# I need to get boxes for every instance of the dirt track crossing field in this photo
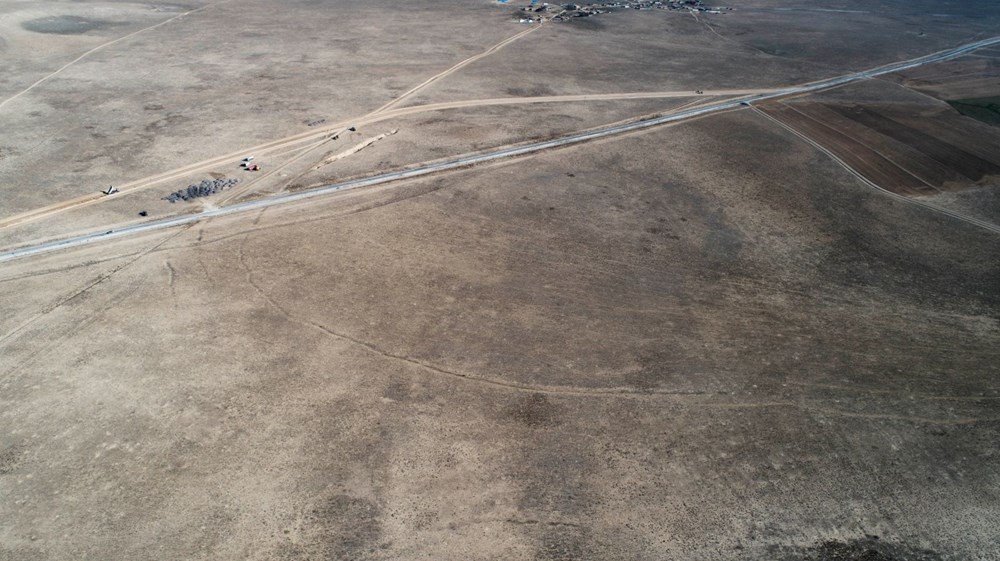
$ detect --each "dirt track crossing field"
[4,2,1000,560]
[4,108,1000,560]
[0,89,769,233]
[758,78,1000,199]
[756,102,935,196]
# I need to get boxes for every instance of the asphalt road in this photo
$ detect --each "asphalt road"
[0,89,768,230]
[2,35,999,265]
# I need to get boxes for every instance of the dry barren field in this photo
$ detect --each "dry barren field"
[890,49,1000,100]
[2,1,1000,560]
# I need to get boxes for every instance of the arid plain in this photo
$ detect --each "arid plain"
[2,1,1000,560]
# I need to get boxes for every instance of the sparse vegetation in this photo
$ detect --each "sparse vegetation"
[1,1,999,559]
[949,95,1000,126]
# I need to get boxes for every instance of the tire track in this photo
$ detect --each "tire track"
[0,90,767,230]
[750,105,1000,234]
[4,36,1000,261]
[0,2,229,112]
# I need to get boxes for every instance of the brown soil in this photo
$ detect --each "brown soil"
[756,102,932,195]
[832,105,1000,179]
[759,96,1000,196]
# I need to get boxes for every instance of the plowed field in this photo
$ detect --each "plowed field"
[758,100,1000,196]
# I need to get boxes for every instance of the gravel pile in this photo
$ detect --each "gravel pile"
[164,178,238,203]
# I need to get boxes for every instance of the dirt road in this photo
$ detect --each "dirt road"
[3,33,998,236]
[0,90,748,230]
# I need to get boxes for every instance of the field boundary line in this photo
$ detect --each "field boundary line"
[776,102,942,193]
[4,35,1000,261]
[750,105,1000,235]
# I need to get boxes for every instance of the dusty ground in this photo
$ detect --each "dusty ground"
[0,97,699,249]
[4,110,1000,560]
[2,1,1000,560]
[403,0,1000,105]
[279,98,700,195]
[0,0,516,217]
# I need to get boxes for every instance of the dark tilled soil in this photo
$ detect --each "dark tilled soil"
[831,105,1000,182]
[757,103,932,195]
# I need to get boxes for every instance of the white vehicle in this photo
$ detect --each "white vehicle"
[242,156,255,162]
[102,185,119,195]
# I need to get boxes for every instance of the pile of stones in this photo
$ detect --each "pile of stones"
[163,177,239,203]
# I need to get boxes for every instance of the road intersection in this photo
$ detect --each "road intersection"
[3,35,999,264]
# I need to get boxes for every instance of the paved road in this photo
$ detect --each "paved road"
[3,35,999,264]
[0,90,761,230]
[0,23,547,230]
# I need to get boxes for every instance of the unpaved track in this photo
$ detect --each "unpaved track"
[0,91,741,229]
[0,2,230,112]
[213,136,339,205]
[6,78,1000,264]
[3,35,999,240]
[372,23,545,114]
[750,105,1000,234]
[767,102,941,194]
[0,21,547,227]
[220,22,545,203]
[216,91,754,203]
